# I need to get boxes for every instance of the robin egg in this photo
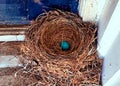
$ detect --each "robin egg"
[60,41,70,51]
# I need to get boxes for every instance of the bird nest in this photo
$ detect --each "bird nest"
[18,10,102,86]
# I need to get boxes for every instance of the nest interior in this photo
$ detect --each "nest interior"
[18,10,102,86]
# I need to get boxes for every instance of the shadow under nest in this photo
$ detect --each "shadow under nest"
[16,10,102,86]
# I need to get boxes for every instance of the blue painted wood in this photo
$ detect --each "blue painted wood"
[0,0,29,24]
[28,0,78,20]
[0,0,78,25]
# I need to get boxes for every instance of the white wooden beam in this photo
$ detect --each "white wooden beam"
[79,0,120,85]
[97,0,120,85]
[0,55,22,68]
[79,0,98,22]
[98,0,119,57]
[0,35,25,41]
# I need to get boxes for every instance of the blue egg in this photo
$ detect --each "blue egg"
[60,41,70,51]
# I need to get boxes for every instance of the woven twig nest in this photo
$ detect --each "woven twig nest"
[18,10,102,86]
